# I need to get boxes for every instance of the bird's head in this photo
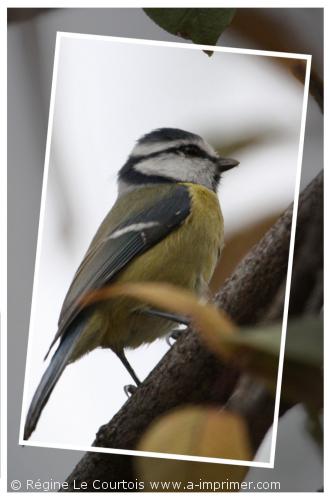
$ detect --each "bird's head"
[118,128,239,193]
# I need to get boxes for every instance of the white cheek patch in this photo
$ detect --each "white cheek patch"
[108,222,159,240]
[135,155,190,180]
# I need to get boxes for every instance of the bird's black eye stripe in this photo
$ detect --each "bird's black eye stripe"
[169,144,213,160]
[180,144,205,157]
[130,144,215,164]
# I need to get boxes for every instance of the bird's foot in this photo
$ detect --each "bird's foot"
[124,384,137,397]
[166,326,188,347]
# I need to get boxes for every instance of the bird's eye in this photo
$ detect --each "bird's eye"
[182,145,199,155]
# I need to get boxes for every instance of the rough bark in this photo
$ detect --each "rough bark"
[63,172,323,491]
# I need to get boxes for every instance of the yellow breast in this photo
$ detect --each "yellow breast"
[117,183,223,288]
[74,183,225,355]
[105,183,223,347]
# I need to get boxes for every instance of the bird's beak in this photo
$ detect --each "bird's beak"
[217,157,240,172]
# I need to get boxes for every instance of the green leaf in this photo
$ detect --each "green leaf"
[144,8,236,47]
[305,407,323,452]
[283,316,323,366]
[224,317,323,409]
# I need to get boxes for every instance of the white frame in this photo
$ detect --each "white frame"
[18,31,311,470]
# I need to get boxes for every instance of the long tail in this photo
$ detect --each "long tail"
[23,319,85,440]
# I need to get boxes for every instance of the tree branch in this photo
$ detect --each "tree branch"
[63,172,323,491]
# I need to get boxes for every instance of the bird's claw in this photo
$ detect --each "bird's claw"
[166,327,188,347]
[124,384,137,397]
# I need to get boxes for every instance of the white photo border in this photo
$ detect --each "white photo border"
[18,31,312,469]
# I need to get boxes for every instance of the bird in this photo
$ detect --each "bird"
[23,127,239,440]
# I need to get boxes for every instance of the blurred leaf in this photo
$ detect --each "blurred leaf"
[144,8,236,48]
[281,316,323,366]
[82,283,323,408]
[136,406,250,487]
[135,455,247,492]
[305,407,323,453]
[81,282,238,360]
[202,316,323,409]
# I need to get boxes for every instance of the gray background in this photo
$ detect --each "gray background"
[8,8,323,491]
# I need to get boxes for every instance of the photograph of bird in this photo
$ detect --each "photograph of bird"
[23,127,238,440]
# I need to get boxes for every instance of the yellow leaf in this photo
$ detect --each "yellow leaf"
[81,282,238,359]
[81,283,282,393]
[135,406,251,489]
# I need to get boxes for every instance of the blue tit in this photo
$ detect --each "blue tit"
[23,127,238,439]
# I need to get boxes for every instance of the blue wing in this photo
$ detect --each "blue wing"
[55,183,191,346]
